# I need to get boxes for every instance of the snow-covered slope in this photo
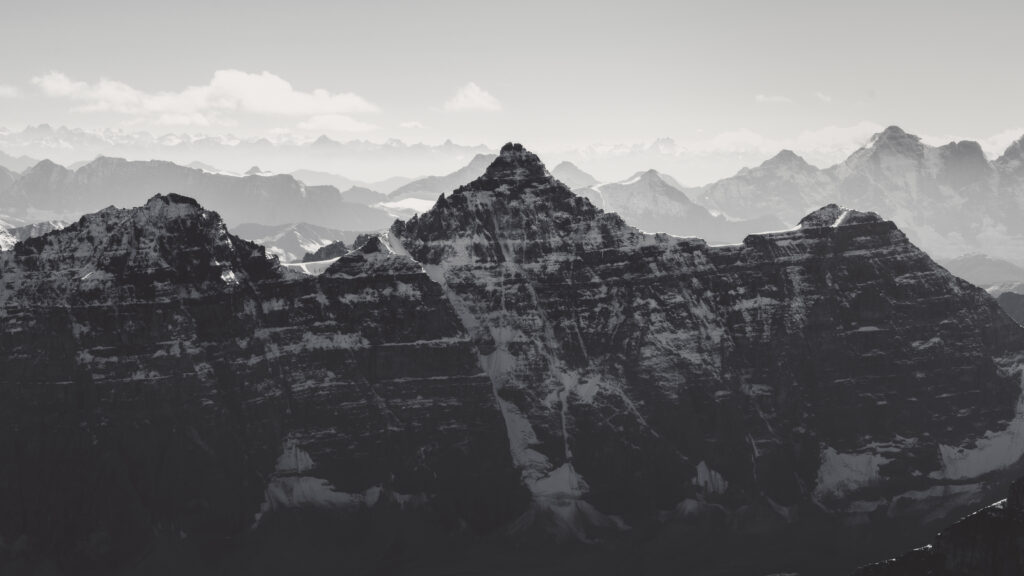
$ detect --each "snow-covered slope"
[0,218,66,251]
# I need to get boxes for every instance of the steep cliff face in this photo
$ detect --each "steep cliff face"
[395,143,1024,570]
[0,194,524,575]
[3,146,1024,575]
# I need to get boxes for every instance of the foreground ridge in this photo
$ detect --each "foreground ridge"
[2,147,1024,574]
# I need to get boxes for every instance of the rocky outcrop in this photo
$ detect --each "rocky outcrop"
[3,145,1024,575]
[0,194,525,575]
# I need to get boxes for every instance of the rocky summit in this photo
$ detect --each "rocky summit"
[2,144,1024,575]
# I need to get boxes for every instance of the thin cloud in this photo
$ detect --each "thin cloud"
[32,70,379,124]
[815,92,832,103]
[400,120,425,129]
[444,82,501,111]
[754,94,793,104]
[298,114,377,133]
[0,85,19,98]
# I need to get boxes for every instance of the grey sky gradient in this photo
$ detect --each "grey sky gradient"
[1,0,1022,181]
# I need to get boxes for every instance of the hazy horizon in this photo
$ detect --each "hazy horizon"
[2,0,1022,182]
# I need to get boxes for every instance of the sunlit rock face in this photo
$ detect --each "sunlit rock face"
[3,145,1024,575]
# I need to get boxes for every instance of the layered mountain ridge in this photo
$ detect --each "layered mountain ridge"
[0,156,395,231]
[574,168,786,243]
[699,126,1024,264]
[3,144,1024,575]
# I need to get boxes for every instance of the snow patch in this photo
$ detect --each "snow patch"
[814,447,891,500]
[930,359,1024,480]
[693,461,728,494]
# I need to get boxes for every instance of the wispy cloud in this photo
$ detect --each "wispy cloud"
[0,85,18,98]
[754,93,792,104]
[815,91,832,103]
[400,120,426,129]
[444,82,501,111]
[297,114,377,133]
[32,70,378,126]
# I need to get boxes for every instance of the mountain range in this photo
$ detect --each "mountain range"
[0,156,396,231]
[228,222,360,262]
[3,144,1024,575]
[0,218,66,251]
[697,126,1024,265]
[574,169,785,243]
[0,124,493,182]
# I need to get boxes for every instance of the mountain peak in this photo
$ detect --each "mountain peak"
[5,194,279,304]
[869,125,921,148]
[476,142,550,185]
[551,161,599,189]
[798,204,884,228]
[143,192,204,213]
[765,149,808,167]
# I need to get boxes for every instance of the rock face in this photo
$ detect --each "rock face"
[301,233,376,263]
[3,145,1024,575]
[0,156,396,230]
[853,477,1024,575]
[0,193,525,574]
[575,169,786,243]
[394,144,1024,571]
[698,128,1024,265]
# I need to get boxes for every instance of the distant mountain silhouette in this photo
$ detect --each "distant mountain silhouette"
[696,127,1024,264]
[1,157,396,231]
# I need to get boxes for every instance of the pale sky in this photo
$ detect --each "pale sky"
[1,0,1022,179]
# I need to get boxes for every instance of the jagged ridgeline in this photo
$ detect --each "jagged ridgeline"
[2,144,1024,575]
